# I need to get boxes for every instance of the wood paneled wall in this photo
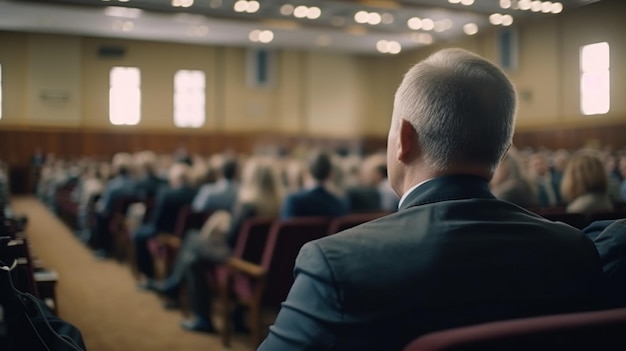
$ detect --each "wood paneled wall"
[2,122,626,168]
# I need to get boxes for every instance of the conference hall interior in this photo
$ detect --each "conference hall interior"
[0,0,625,350]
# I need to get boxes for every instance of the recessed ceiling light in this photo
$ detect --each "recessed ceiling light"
[489,13,503,25]
[551,2,563,13]
[280,4,294,16]
[421,18,434,31]
[463,23,478,35]
[500,0,512,9]
[501,14,513,26]
[381,13,394,24]
[104,6,143,18]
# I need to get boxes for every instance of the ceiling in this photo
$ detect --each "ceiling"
[0,0,601,55]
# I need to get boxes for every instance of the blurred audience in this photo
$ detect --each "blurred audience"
[529,152,560,207]
[134,162,196,285]
[280,151,348,219]
[561,151,613,215]
[191,157,239,213]
[490,147,537,208]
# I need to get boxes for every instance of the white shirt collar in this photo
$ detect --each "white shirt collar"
[398,178,434,210]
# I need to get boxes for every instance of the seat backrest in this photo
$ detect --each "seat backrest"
[261,217,331,306]
[328,211,391,234]
[403,307,626,351]
[588,210,626,223]
[542,212,588,229]
[232,217,275,264]
[173,206,212,238]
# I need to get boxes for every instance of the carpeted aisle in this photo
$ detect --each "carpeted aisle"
[11,196,250,351]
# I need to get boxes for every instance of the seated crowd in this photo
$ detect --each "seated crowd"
[35,146,399,334]
[31,49,626,351]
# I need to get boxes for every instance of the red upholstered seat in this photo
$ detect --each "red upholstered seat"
[222,216,332,347]
[403,307,626,351]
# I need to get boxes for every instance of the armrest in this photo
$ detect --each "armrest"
[227,257,266,279]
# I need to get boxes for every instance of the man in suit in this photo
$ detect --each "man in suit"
[133,162,196,285]
[258,48,608,351]
[191,157,239,213]
[280,151,349,219]
[91,153,135,256]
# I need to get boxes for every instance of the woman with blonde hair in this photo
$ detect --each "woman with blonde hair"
[561,151,613,215]
[151,156,284,332]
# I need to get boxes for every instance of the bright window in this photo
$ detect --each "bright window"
[109,66,141,125]
[580,42,610,115]
[173,70,206,128]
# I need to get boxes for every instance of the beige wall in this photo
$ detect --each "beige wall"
[0,0,624,138]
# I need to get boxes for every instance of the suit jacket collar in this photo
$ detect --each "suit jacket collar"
[399,174,495,211]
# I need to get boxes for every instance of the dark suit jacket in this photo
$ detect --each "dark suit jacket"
[590,219,626,306]
[147,185,196,234]
[281,186,349,219]
[259,175,608,351]
[133,173,167,200]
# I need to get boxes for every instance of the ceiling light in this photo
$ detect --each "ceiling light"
[551,2,563,13]
[246,1,259,13]
[354,10,368,24]
[249,29,260,42]
[489,13,503,25]
[104,6,143,18]
[519,0,531,10]
[172,0,194,7]
[463,23,478,35]
[541,1,552,13]
[501,14,513,26]
[234,0,247,12]
[421,18,434,31]
[376,40,389,53]
[258,30,273,43]
[530,1,542,12]
[499,0,511,9]
[460,0,474,5]
[388,41,401,54]
[407,17,422,30]
[280,4,294,16]
[367,12,382,25]
[234,0,259,13]
[448,0,461,3]
[307,7,321,20]
[294,5,308,18]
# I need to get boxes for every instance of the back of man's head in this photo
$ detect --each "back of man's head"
[393,48,517,173]
[221,158,238,181]
[308,151,333,182]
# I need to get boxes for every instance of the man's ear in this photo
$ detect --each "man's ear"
[396,119,419,163]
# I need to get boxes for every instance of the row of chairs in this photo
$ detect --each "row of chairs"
[403,306,626,350]
[214,211,391,347]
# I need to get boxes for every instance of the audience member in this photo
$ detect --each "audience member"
[74,164,105,242]
[191,157,239,213]
[152,157,284,332]
[91,153,135,256]
[133,151,166,200]
[529,152,560,207]
[550,148,569,202]
[489,147,536,208]
[258,48,608,351]
[134,163,196,286]
[280,151,349,219]
[584,219,626,306]
[561,151,613,215]
[346,154,399,212]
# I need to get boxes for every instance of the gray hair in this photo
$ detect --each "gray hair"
[393,48,517,172]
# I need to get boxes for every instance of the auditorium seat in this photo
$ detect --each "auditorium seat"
[215,216,275,347]
[224,216,331,347]
[403,307,626,351]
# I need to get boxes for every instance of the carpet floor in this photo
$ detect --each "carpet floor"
[11,196,251,351]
